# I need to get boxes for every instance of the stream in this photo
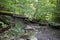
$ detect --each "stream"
[36,26,60,40]
[1,20,60,40]
[24,24,60,40]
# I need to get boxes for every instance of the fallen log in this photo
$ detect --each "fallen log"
[0,11,28,19]
[0,11,49,33]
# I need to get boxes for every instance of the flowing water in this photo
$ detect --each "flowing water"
[0,20,60,40]
[24,24,60,40]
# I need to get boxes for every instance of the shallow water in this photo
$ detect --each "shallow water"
[24,24,60,40]
[36,26,60,40]
[1,24,60,40]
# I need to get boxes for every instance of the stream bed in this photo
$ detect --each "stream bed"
[1,23,60,40]
[24,24,60,40]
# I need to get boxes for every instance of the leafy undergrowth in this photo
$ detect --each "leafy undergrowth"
[0,15,13,28]
[0,19,25,38]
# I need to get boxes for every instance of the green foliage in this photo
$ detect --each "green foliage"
[48,0,60,24]
[0,0,60,38]
[0,0,56,20]
[0,20,25,38]
[0,15,14,28]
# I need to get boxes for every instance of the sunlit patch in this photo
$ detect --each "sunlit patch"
[35,0,38,2]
